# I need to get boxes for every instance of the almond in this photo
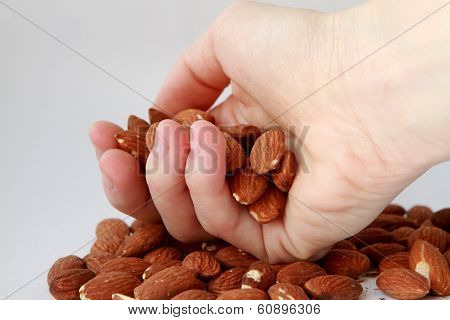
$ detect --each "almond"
[248,184,287,224]
[143,247,182,265]
[392,226,415,246]
[304,275,362,300]
[215,246,257,268]
[271,263,289,275]
[420,219,434,227]
[95,218,129,240]
[409,240,449,296]
[268,283,309,300]
[321,249,370,279]
[115,130,148,168]
[241,261,276,291]
[368,214,416,231]
[128,115,150,132]
[112,293,136,300]
[407,226,447,252]
[115,224,165,257]
[47,255,85,285]
[272,151,296,192]
[217,288,268,300]
[207,268,247,295]
[173,108,215,127]
[407,205,433,224]
[90,234,124,256]
[229,164,268,205]
[250,129,285,174]
[276,261,327,286]
[431,208,450,232]
[360,243,406,264]
[80,272,141,300]
[130,220,154,233]
[148,108,170,124]
[348,227,393,248]
[142,260,182,280]
[84,253,115,273]
[182,251,221,279]
[171,290,216,300]
[381,204,406,216]
[145,122,159,151]
[98,257,150,277]
[444,251,450,264]
[378,252,410,273]
[49,269,95,300]
[332,240,357,251]
[376,268,430,300]
[167,237,227,254]
[224,132,246,173]
[134,266,204,300]
[220,125,261,153]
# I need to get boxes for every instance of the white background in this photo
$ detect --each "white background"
[0,0,449,299]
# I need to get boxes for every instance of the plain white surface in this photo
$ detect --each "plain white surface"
[0,0,448,299]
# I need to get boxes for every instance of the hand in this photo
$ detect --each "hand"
[90,1,450,262]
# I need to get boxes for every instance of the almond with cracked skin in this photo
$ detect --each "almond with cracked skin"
[49,269,95,300]
[224,132,246,173]
[381,204,406,216]
[173,108,215,127]
[143,247,182,265]
[116,224,165,257]
[377,268,430,300]
[217,288,269,300]
[95,218,130,240]
[215,246,257,268]
[392,227,415,246]
[145,122,159,151]
[277,261,327,286]
[250,129,285,174]
[98,257,150,277]
[368,214,416,231]
[171,290,217,300]
[348,227,393,248]
[360,243,406,264]
[134,266,204,300]
[407,226,447,252]
[182,251,221,279]
[229,164,268,205]
[148,108,170,124]
[378,252,410,273]
[207,268,247,295]
[112,293,136,300]
[332,240,357,251]
[248,185,287,224]
[84,253,115,274]
[407,205,433,225]
[321,249,370,279]
[115,130,148,168]
[409,240,449,296]
[142,261,182,280]
[80,272,141,300]
[128,115,150,132]
[220,125,260,153]
[431,208,450,232]
[304,275,362,300]
[90,234,124,256]
[241,261,276,291]
[47,255,86,285]
[268,283,309,300]
[272,151,296,192]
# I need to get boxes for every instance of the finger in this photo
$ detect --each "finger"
[99,149,160,223]
[89,121,122,159]
[154,30,230,116]
[146,120,211,242]
[185,120,267,259]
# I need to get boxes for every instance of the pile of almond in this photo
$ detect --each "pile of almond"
[117,108,296,224]
[48,205,450,300]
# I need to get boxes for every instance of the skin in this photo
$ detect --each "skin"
[89,0,450,262]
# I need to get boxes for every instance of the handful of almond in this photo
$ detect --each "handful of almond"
[48,205,450,300]
[118,108,297,224]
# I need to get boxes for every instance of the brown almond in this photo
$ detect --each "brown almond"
[407,205,433,224]
[207,268,247,295]
[368,214,416,231]
[134,266,204,300]
[220,125,261,153]
[130,220,154,233]
[84,253,115,274]
[268,283,309,300]
[90,234,124,256]
[304,275,362,300]
[112,293,136,300]
[376,268,430,300]
[250,129,285,174]
[381,204,405,216]
[148,108,170,124]
[143,247,182,265]
[272,151,296,192]
[348,227,393,248]
[332,240,357,251]
[321,249,370,279]
[276,261,327,286]
[171,290,216,300]
[80,272,141,300]
[392,227,415,246]
[360,243,406,264]
[217,288,268,300]
[98,257,150,277]
[115,224,165,257]
[142,260,182,280]
[431,208,450,232]
[215,246,257,268]
[95,218,129,240]
[49,269,95,300]
[229,165,268,205]
[248,184,287,224]
[145,121,159,151]
[128,115,150,132]
[241,261,276,291]
[182,251,221,279]
[409,240,449,296]
[444,251,450,264]
[224,132,246,173]
[115,130,148,168]
[378,252,410,273]
[173,108,215,127]
[421,219,434,227]
[47,255,85,285]
[407,226,447,252]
